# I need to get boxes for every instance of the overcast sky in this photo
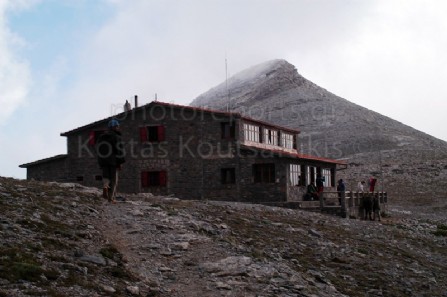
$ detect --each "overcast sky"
[1,0,446,179]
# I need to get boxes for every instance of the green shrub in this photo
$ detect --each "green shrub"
[43,268,60,281]
[9,262,43,282]
[357,248,369,255]
[100,245,120,260]
[109,266,132,279]
[432,229,447,237]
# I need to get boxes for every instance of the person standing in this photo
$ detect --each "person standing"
[363,194,373,220]
[357,180,370,219]
[369,176,377,192]
[337,179,345,205]
[96,119,125,203]
[373,196,381,221]
[357,180,365,192]
[316,175,325,195]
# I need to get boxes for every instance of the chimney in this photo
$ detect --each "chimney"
[134,95,138,108]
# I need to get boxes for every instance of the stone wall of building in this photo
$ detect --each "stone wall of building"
[66,132,103,187]
[26,157,69,182]
[27,103,340,203]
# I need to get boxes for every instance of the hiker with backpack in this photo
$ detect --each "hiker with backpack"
[96,119,126,203]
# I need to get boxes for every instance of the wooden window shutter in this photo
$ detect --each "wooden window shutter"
[221,123,227,139]
[139,127,148,142]
[141,171,149,187]
[159,171,167,186]
[89,131,95,146]
[157,125,165,141]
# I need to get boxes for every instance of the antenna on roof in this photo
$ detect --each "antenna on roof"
[225,53,230,112]
[155,93,158,102]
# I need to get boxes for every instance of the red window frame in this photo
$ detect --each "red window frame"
[140,125,165,142]
[89,130,106,146]
[141,171,167,187]
[253,163,275,183]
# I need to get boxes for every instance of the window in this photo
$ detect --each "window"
[88,130,106,146]
[263,128,278,146]
[243,123,260,142]
[322,169,332,187]
[140,125,165,142]
[289,164,302,186]
[141,171,167,187]
[76,176,84,182]
[281,132,294,149]
[221,168,236,184]
[253,163,275,183]
[306,166,317,186]
[221,122,236,140]
[95,175,103,181]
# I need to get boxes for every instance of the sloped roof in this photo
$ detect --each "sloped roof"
[239,145,346,165]
[60,101,300,136]
[19,154,68,168]
[154,101,301,134]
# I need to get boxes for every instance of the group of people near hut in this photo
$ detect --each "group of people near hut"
[338,177,381,221]
[356,176,377,193]
[355,177,381,221]
[304,177,381,221]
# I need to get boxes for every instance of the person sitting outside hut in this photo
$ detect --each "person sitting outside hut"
[306,183,319,201]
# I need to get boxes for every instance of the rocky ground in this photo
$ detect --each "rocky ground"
[1,176,446,296]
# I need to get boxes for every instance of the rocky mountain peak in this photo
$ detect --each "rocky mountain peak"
[191,59,308,109]
[191,59,447,156]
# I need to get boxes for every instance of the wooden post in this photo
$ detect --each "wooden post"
[349,191,354,218]
[383,192,388,214]
[319,191,324,210]
[358,192,363,219]
[340,191,347,218]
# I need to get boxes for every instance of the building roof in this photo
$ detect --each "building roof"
[155,101,301,134]
[60,101,300,136]
[239,145,346,165]
[19,154,68,168]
